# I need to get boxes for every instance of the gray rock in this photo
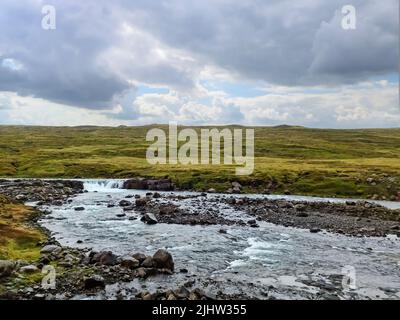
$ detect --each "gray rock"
[141,256,155,268]
[153,249,174,271]
[132,253,147,263]
[40,245,62,254]
[141,213,158,225]
[0,260,16,277]
[19,265,38,273]
[120,256,140,269]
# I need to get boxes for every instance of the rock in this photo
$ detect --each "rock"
[19,265,38,273]
[141,213,158,225]
[74,207,85,211]
[84,275,105,290]
[123,178,148,190]
[247,220,259,228]
[310,228,321,233]
[119,200,131,207]
[142,293,153,300]
[167,293,177,300]
[346,201,356,206]
[116,213,126,217]
[231,181,242,189]
[141,257,155,268]
[153,249,174,271]
[0,260,16,277]
[132,253,147,263]
[296,212,309,218]
[120,257,140,269]
[219,229,227,234]
[207,188,217,193]
[135,198,149,207]
[135,267,147,278]
[153,192,161,199]
[92,251,118,266]
[40,245,62,254]
[174,286,190,299]
[123,178,173,191]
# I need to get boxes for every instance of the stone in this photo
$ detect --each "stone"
[84,275,105,289]
[119,200,131,207]
[141,213,158,225]
[19,265,38,273]
[310,228,321,233]
[132,253,147,263]
[153,249,174,271]
[141,257,155,268]
[74,207,85,211]
[174,286,190,299]
[0,260,16,278]
[40,245,62,254]
[135,198,148,207]
[120,257,140,269]
[231,181,242,189]
[92,251,118,266]
[247,220,259,228]
[207,188,217,193]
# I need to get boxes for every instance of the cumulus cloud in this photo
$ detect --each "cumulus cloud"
[0,0,398,127]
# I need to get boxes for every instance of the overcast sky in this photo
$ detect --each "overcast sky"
[0,0,399,128]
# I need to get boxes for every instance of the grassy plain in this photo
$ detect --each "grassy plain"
[0,125,399,199]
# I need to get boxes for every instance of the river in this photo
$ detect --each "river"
[37,179,400,300]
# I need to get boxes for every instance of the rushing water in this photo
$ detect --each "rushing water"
[38,179,400,300]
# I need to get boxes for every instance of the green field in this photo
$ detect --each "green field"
[0,125,399,200]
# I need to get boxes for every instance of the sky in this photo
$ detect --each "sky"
[0,0,399,128]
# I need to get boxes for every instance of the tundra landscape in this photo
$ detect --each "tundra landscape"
[0,0,399,306]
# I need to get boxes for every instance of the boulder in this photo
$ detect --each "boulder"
[120,256,140,269]
[153,249,174,271]
[132,253,147,263]
[135,198,148,207]
[0,260,16,278]
[91,251,118,266]
[141,213,158,225]
[74,207,85,211]
[40,245,62,254]
[19,265,38,273]
[123,179,148,190]
[84,275,105,289]
[141,257,155,268]
[119,200,131,207]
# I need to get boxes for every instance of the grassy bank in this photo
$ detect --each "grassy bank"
[0,194,44,261]
[0,125,399,199]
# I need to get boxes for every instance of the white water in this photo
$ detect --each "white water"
[79,179,400,210]
[82,179,125,192]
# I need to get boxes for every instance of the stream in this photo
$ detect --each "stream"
[38,179,400,300]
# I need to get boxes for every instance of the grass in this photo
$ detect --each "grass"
[0,194,45,261]
[0,125,399,199]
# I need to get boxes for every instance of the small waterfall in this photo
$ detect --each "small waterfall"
[82,179,125,192]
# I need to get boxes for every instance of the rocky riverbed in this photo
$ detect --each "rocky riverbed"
[1,179,400,300]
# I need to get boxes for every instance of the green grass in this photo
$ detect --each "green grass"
[0,195,45,261]
[0,125,400,199]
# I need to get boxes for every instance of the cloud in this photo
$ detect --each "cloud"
[0,0,398,127]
